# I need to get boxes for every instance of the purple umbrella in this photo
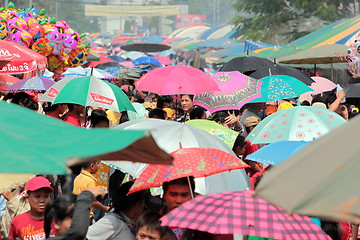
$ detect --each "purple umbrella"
[4,76,55,92]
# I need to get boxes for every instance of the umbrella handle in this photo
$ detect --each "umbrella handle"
[187,176,194,199]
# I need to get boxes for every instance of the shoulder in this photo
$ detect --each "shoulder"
[11,211,30,222]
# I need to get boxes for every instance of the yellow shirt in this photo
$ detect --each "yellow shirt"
[73,170,97,195]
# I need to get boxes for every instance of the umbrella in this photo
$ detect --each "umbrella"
[246,141,309,166]
[95,62,121,69]
[0,173,35,193]
[39,76,135,113]
[255,114,360,224]
[135,65,220,95]
[121,42,171,52]
[309,76,337,94]
[124,51,147,60]
[249,65,314,85]
[132,56,162,67]
[153,56,173,65]
[112,119,250,195]
[129,148,249,194]
[220,56,274,74]
[0,74,20,91]
[0,101,172,174]
[120,61,135,68]
[193,71,262,113]
[160,190,331,240]
[247,106,347,144]
[107,55,126,63]
[344,83,360,98]
[0,40,48,74]
[185,119,239,148]
[4,76,55,92]
[249,75,313,103]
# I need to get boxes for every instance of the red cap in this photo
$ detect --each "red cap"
[26,176,54,192]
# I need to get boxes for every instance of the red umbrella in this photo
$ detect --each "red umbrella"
[160,190,331,240]
[0,40,47,74]
[135,65,220,95]
[0,75,20,91]
[129,148,249,194]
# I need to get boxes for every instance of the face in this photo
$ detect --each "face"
[54,217,72,236]
[89,160,100,174]
[163,184,192,212]
[181,95,194,112]
[27,188,51,214]
[136,226,161,240]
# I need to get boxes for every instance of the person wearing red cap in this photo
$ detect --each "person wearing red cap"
[8,176,54,240]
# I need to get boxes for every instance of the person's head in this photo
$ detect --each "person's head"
[67,103,85,115]
[112,181,148,219]
[189,107,207,120]
[162,177,195,212]
[325,92,337,107]
[43,103,67,115]
[26,176,54,217]
[244,116,260,134]
[301,100,311,106]
[265,105,277,117]
[82,159,101,174]
[149,108,167,120]
[163,108,175,120]
[156,95,173,109]
[90,109,109,128]
[180,94,194,112]
[136,211,166,240]
[232,135,247,156]
[11,92,30,105]
[44,194,76,237]
[250,102,266,112]
[211,111,231,128]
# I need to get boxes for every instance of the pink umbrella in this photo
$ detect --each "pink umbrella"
[135,65,220,95]
[154,56,173,65]
[309,77,337,94]
[119,61,135,68]
[193,71,262,113]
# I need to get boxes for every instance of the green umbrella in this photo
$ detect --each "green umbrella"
[39,76,136,113]
[246,106,346,144]
[186,119,239,148]
[250,75,313,103]
[0,101,172,174]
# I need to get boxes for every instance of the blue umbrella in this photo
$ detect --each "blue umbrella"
[107,55,126,63]
[246,141,309,165]
[132,56,162,67]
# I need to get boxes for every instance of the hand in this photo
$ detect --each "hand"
[225,112,239,125]
[85,187,105,199]
[336,90,346,100]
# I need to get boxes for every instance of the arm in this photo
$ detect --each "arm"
[351,224,359,240]
[243,160,262,172]
[328,90,345,112]
[92,200,110,212]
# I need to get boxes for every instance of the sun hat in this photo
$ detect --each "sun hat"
[26,176,54,192]
[277,102,294,111]
[244,116,260,127]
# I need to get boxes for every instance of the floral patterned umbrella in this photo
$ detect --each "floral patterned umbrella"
[193,71,262,113]
[129,148,249,194]
[4,76,55,92]
[247,106,347,144]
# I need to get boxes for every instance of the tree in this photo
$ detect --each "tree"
[231,0,354,45]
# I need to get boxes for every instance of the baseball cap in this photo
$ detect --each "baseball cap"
[311,102,327,109]
[277,102,294,111]
[244,116,260,127]
[26,176,54,192]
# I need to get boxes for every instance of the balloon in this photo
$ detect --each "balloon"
[0,18,9,40]
[31,38,54,56]
[68,45,89,68]
[8,25,33,47]
[36,9,48,24]
[28,22,44,41]
[47,54,65,72]
[7,12,28,30]
[43,23,64,56]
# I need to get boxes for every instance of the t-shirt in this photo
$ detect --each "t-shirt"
[64,112,81,127]
[73,170,97,218]
[243,140,262,177]
[9,212,46,240]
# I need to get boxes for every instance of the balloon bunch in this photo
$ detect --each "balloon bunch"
[348,33,360,77]
[0,2,90,73]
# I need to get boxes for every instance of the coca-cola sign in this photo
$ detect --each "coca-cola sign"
[47,88,59,98]
[0,49,21,60]
[90,93,114,105]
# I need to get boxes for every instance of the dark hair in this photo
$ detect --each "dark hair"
[22,99,38,111]
[311,94,326,105]
[90,109,109,127]
[232,135,246,152]
[301,100,311,106]
[240,104,250,115]
[149,108,166,119]
[43,103,62,113]
[320,221,341,240]
[81,158,99,169]
[182,230,215,240]
[325,92,337,106]
[67,103,75,111]
[112,181,147,213]
[136,211,166,237]
[189,107,206,120]
[156,95,173,109]
[44,194,77,238]
[11,92,30,105]
[162,176,195,195]
[180,94,194,101]
[210,111,229,124]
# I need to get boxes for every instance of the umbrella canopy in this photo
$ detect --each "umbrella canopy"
[255,114,360,224]
[4,76,55,92]
[247,141,309,166]
[129,148,249,194]
[0,101,172,174]
[221,56,274,74]
[344,83,360,98]
[132,56,162,67]
[94,62,121,69]
[309,76,337,94]
[113,119,250,195]
[135,65,220,95]
[249,75,313,103]
[153,56,174,65]
[0,40,47,74]
[121,42,171,52]
[0,74,20,91]
[107,55,126,63]
[160,190,330,239]
[193,71,262,113]
[185,119,239,148]
[278,44,348,64]
[247,106,347,144]
[250,65,314,85]
[39,76,135,113]
[0,173,35,193]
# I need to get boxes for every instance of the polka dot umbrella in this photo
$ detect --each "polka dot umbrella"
[246,106,347,144]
